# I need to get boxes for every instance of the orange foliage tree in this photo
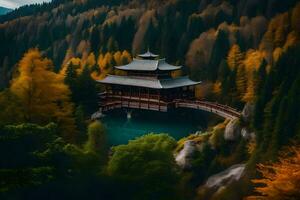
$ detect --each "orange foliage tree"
[246,145,300,200]
[11,48,77,141]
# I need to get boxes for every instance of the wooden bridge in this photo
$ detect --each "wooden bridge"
[174,99,241,120]
[96,93,241,120]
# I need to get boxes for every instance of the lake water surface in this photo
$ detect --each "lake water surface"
[102,108,211,146]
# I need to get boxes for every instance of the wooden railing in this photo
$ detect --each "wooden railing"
[174,99,241,119]
[99,93,241,119]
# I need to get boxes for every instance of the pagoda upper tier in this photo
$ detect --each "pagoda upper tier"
[115,58,182,71]
[138,49,159,59]
[115,50,182,71]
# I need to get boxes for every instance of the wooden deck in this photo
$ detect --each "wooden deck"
[98,93,241,120]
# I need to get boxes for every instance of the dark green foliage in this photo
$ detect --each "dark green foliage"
[76,66,98,114]
[0,90,24,126]
[190,143,215,184]
[221,67,239,106]
[64,62,78,101]
[0,123,107,199]
[90,27,100,54]
[75,105,87,143]
[107,133,182,200]
[64,64,98,115]
[115,17,136,51]
[84,121,107,158]
[252,44,300,161]
[208,30,230,81]
[0,56,9,90]
[107,36,119,52]
[143,18,160,52]
[0,123,57,193]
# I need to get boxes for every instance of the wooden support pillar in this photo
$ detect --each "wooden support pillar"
[158,90,160,111]
[139,87,141,108]
[147,88,150,109]
[128,86,131,107]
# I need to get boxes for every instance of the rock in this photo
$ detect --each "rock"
[241,128,256,140]
[197,164,246,199]
[242,103,255,122]
[175,140,198,169]
[224,119,241,141]
[241,128,250,139]
[205,164,245,188]
[91,110,104,120]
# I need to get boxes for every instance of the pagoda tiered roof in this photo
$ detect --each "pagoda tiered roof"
[98,50,201,89]
[115,58,182,71]
[97,75,201,89]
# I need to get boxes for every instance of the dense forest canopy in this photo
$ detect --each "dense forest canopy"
[0,0,299,85]
[0,0,300,199]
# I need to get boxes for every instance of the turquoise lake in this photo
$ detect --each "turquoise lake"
[102,108,212,146]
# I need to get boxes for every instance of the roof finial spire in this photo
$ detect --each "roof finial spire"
[138,47,159,59]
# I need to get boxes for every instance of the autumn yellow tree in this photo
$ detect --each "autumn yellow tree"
[113,51,122,66]
[121,50,132,64]
[227,44,243,70]
[60,57,81,76]
[242,50,264,102]
[97,52,115,78]
[235,64,247,100]
[86,52,96,68]
[10,49,77,142]
[246,145,300,200]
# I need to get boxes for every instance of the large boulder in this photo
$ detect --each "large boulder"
[197,164,246,199]
[224,119,241,141]
[242,103,255,122]
[204,164,245,188]
[175,140,198,169]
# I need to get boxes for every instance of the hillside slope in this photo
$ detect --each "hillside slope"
[0,6,12,15]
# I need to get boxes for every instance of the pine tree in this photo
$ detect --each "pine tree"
[75,105,87,144]
[208,30,229,81]
[236,64,247,100]
[107,36,119,52]
[64,61,78,101]
[76,66,98,115]
[0,56,9,89]
[90,26,100,54]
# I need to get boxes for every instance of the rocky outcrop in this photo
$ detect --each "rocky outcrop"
[224,119,241,141]
[197,164,246,199]
[205,164,245,188]
[175,140,198,169]
[242,103,255,122]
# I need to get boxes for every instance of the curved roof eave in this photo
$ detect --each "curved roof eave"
[115,58,183,71]
[97,75,201,89]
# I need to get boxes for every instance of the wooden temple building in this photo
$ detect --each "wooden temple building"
[97,50,201,112]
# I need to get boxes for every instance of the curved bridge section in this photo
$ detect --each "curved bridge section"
[96,93,241,120]
[174,100,241,120]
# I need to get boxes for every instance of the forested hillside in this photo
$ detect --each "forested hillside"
[0,7,12,16]
[0,0,300,199]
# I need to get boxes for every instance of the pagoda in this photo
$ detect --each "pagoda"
[97,50,201,112]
